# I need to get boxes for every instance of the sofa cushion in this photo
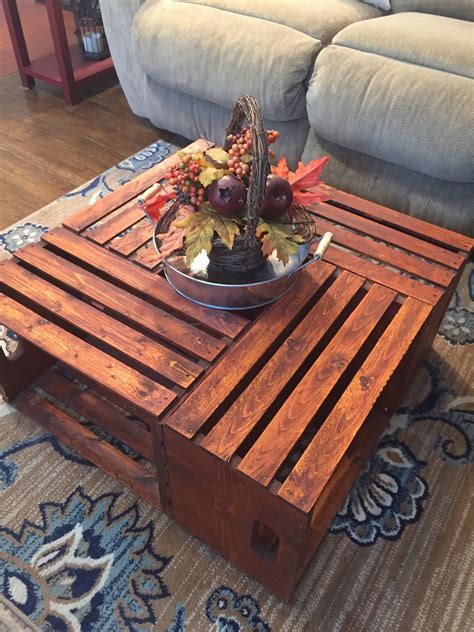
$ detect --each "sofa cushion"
[333,13,474,78]
[177,0,383,43]
[391,0,474,21]
[133,2,320,121]
[360,0,391,10]
[307,44,474,182]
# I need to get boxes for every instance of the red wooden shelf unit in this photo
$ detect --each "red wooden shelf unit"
[2,0,114,105]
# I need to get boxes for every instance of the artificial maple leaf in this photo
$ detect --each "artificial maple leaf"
[271,156,331,206]
[174,210,214,266]
[157,204,194,262]
[199,167,225,188]
[175,208,242,266]
[271,157,290,179]
[142,191,176,222]
[256,220,305,266]
[212,213,242,250]
[205,148,231,163]
[289,156,330,205]
[289,156,329,189]
[183,223,215,267]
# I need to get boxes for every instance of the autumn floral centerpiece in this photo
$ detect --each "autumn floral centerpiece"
[141,96,330,279]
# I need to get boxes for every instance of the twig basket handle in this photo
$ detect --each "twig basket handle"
[224,96,270,248]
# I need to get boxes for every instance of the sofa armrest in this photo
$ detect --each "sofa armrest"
[101,0,149,116]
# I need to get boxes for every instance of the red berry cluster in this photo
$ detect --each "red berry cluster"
[164,154,205,206]
[226,128,281,179]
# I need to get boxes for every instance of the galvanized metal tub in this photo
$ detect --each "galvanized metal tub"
[153,223,332,310]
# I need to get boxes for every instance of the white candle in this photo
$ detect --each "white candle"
[82,31,105,54]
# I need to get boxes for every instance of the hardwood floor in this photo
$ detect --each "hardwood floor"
[0,74,186,230]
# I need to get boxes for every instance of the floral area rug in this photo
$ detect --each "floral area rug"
[0,141,473,632]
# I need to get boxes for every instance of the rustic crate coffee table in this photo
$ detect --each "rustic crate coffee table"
[1,140,472,600]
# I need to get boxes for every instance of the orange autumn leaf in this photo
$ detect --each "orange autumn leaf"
[289,156,331,205]
[271,157,290,179]
[289,156,329,189]
[271,155,331,206]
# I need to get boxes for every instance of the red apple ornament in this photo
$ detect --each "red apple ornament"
[208,175,247,217]
[261,174,293,218]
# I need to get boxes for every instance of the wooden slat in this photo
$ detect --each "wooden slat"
[86,204,144,245]
[201,271,365,460]
[0,293,176,418]
[15,391,161,507]
[165,262,336,438]
[14,243,226,362]
[0,260,202,388]
[321,245,442,306]
[315,216,455,287]
[36,370,154,462]
[132,244,163,270]
[310,201,465,269]
[42,227,248,339]
[319,184,474,254]
[109,218,152,256]
[278,296,432,512]
[63,138,212,232]
[237,283,397,485]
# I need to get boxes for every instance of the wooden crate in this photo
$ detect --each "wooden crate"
[1,139,472,600]
[0,144,248,508]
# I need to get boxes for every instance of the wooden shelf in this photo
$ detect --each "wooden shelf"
[2,0,114,104]
[25,43,113,86]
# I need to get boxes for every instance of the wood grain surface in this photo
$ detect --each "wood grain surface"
[278,296,432,512]
[85,204,145,245]
[0,292,176,417]
[310,201,464,269]
[165,262,336,438]
[314,216,455,287]
[237,283,397,485]
[201,270,365,461]
[42,228,248,339]
[14,243,226,361]
[15,390,161,507]
[35,369,154,462]
[321,246,443,305]
[319,184,474,253]
[0,259,203,388]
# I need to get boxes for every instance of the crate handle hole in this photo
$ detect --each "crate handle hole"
[251,521,279,563]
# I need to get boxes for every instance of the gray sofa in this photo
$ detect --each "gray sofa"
[101,0,474,234]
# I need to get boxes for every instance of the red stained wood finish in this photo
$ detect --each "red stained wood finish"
[1,139,472,601]
[2,0,114,105]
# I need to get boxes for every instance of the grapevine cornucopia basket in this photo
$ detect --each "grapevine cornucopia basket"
[140,96,333,309]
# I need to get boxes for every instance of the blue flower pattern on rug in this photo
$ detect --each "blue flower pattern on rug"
[439,268,473,346]
[206,587,271,632]
[116,141,172,173]
[0,433,92,492]
[329,440,427,545]
[394,359,474,467]
[0,222,48,254]
[439,279,473,345]
[165,604,186,632]
[0,487,172,631]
